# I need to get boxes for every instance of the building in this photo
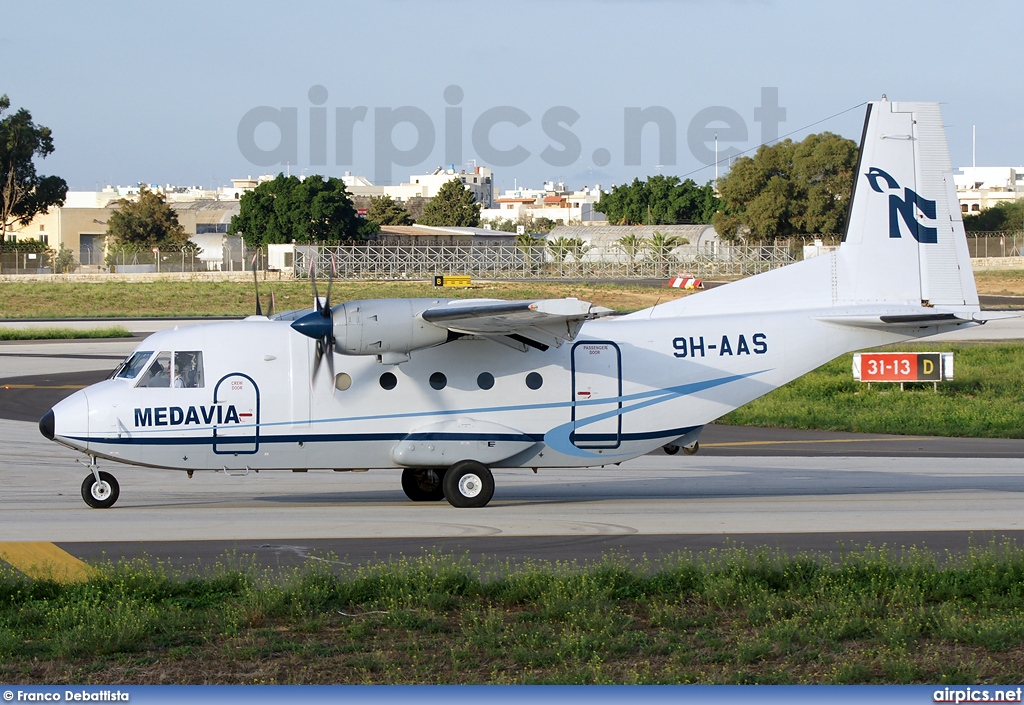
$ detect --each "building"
[343,166,494,208]
[2,184,243,270]
[372,224,515,247]
[480,183,608,227]
[954,167,1024,214]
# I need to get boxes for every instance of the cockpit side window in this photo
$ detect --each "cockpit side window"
[173,351,204,388]
[137,351,172,388]
[116,351,154,380]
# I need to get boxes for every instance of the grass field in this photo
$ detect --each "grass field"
[0,271,1019,320]
[0,280,691,319]
[0,326,132,341]
[3,546,1024,685]
[975,269,1024,297]
[718,342,1024,438]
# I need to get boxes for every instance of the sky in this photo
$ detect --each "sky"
[5,0,1023,193]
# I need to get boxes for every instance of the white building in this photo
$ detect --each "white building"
[954,167,1024,214]
[343,166,494,207]
[480,183,607,227]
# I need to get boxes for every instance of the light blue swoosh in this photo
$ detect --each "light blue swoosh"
[544,370,765,458]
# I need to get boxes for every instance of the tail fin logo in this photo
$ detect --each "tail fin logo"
[864,167,938,244]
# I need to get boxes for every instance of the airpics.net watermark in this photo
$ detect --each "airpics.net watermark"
[237,86,787,185]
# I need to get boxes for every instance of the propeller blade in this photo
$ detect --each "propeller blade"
[268,286,276,317]
[251,252,263,317]
[309,256,321,312]
[312,338,324,380]
[323,254,336,317]
[325,337,335,379]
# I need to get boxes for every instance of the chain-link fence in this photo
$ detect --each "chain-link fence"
[103,237,267,273]
[965,231,1023,258]
[293,244,795,281]
[0,250,53,274]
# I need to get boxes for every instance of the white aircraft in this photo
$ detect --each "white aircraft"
[40,99,1004,509]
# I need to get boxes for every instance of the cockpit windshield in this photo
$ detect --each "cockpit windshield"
[114,351,154,380]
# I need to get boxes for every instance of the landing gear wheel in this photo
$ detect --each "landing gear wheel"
[663,444,680,455]
[81,471,120,509]
[401,468,446,502]
[442,460,494,508]
[683,442,700,456]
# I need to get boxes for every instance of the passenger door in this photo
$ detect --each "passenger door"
[571,341,622,449]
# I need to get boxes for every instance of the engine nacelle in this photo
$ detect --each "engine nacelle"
[333,299,451,357]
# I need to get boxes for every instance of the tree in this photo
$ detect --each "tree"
[595,175,719,226]
[614,233,648,274]
[0,94,68,234]
[481,217,518,233]
[230,174,364,246]
[367,195,412,226]
[713,132,858,241]
[417,179,481,227]
[515,232,542,249]
[547,236,589,262]
[964,200,1024,232]
[648,231,687,277]
[54,245,78,274]
[106,187,189,250]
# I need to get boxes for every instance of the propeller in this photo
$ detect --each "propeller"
[291,253,337,383]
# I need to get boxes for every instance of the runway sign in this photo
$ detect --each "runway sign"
[433,275,472,287]
[852,352,953,383]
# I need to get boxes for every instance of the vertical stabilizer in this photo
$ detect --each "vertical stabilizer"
[837,100,978,309]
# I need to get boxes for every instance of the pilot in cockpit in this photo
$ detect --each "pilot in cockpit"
[142,360,169,387]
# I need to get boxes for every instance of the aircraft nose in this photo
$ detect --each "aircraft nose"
[47,389,90,451]
[39,409,55,440]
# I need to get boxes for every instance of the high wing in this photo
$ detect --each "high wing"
[421,298,614,351]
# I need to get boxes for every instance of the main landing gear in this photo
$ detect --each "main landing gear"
[81,458,119,509]
[663,441,699,456]
[401,461,495,508]
[401,468,446,502]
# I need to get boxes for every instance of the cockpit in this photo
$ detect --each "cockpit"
[110,350,205,389]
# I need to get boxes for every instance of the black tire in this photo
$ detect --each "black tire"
[683,441,700,456]
[81,471,119,509]
[401,468,446,502]
[663,444,680,455]
[442,460,494,508]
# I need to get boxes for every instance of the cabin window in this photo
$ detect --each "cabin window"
[138,351,172,388]
[429,372,447,390]
[526,372,543,390]
[173,351,204,388]
[116,351,154,380]
[335,372,352,391]
[379,372,398,390]
[477,372,494,390]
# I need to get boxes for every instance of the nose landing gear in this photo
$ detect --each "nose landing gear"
[81,457,120,509]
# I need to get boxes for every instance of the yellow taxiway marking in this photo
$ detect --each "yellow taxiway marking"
[703,437,927,448]
[1,384,86,389]
[0,542,95,582]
